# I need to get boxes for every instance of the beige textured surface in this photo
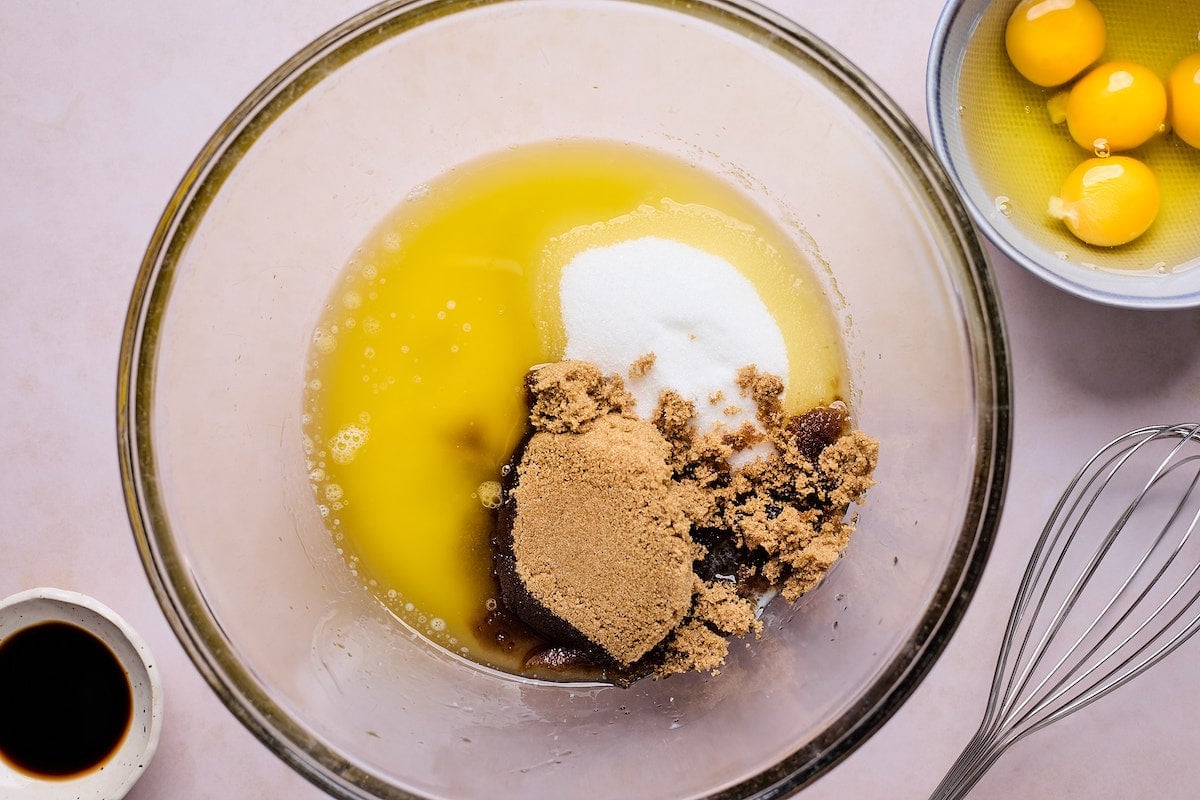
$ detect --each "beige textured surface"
[2,1,1200,797]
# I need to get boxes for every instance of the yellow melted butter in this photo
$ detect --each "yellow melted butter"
[303,140,845,673]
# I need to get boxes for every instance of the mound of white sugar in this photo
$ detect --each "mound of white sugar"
[559,236,788,439]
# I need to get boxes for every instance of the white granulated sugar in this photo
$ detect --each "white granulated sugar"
[560,236,788,442]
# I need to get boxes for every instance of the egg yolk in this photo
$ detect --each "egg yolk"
[1048,156,1160,247]
[1005,0,1106,87]
[1167,53,1200,149]
[1066,62,1167,152]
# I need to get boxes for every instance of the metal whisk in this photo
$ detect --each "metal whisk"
[931,423,1200,800]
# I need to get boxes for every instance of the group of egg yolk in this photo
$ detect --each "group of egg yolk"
[1005,0,1200,247]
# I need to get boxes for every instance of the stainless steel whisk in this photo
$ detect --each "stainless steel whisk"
[931,423,1200,800]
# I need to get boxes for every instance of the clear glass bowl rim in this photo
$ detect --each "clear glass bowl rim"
[117,0,1012,797]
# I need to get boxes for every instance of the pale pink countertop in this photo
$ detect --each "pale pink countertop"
[3,1,1199,798]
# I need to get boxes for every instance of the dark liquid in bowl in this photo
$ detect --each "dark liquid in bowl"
[0,621,133,777]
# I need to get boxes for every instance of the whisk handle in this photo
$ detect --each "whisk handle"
[928,737,1008,800]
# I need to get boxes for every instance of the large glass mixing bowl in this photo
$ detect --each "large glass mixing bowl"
[118,1,1010,797]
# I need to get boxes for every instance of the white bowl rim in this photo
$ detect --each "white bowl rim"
[0,587,163,800]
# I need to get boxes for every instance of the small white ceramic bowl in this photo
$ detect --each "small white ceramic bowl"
[0,588,162,800]
[928,0,1200,309]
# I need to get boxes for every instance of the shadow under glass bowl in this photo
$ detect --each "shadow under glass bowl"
[118,1,1010,798]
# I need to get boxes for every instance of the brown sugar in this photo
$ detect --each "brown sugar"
[627,352,657,379]
[494,360,879,681]
[525,361,635,434]
[506,414,695,665]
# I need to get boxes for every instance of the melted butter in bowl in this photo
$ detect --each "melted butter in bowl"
[301,139,860,680]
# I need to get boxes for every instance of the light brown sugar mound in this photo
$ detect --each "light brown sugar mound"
[494,359,879,681]
[509,413,695,665]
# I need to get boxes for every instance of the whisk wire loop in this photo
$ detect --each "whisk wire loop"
[1005,441,1200,733]
[980,426,1159,745]
[930,424,1200,800]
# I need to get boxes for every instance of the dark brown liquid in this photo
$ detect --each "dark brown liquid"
[0,621,133,778]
